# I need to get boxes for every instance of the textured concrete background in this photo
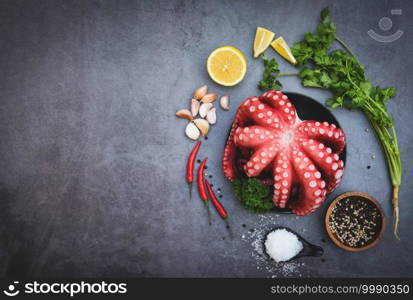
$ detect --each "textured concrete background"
[0,0,412,278]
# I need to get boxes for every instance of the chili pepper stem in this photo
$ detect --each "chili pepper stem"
[224,217,233,239]
[188,181,192,199]
[203,200,212,225]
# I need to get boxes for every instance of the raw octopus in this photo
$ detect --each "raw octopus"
[222,90,346,216]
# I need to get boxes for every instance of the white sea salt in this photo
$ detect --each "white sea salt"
[265,229,303,262]
[241,215,306,277]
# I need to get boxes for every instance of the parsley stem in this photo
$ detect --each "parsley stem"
[369,118,401,239]
[392,185,400,239]
[279,72,299,76]
[343,56,401,238]
[334,35,356,57]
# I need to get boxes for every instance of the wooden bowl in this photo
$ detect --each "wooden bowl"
[325,191,386,252]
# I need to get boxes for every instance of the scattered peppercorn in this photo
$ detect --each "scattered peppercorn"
[329,197,381,248]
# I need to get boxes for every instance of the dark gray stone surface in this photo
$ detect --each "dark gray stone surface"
[0,0,412,277]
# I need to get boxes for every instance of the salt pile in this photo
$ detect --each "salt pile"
[265,229,303,262]
[241,214,306,277]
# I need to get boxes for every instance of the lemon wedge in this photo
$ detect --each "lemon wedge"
[207,46,247,86]
[253,27,275,58]
[271,37,297,65]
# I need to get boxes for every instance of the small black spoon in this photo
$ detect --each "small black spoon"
[264,227,324,262]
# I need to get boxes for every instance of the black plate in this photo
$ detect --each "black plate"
[229,92,347,214]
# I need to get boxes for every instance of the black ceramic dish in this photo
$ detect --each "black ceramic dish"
[264,227,324,262]
[227,92,347,213]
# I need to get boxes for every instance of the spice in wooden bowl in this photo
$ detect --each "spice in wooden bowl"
[325,192,385,251]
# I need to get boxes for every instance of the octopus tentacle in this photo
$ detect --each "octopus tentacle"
[241,92,290,130]
[260,90,297,126]
[222,106,249,181]
[300,139,344,192]
[244,143,279,177]
[289,152,326,215]
[234,126,279,149]
[272,150,293,208]
[239,98,279,128]
[297,120,346,153]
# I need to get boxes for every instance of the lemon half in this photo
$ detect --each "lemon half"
[253,27,275,58]
[207,46,247,86]
[271,37,297,65]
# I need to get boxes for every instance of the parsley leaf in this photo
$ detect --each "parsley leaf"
[258,55,283,91]
[231,178,273,213]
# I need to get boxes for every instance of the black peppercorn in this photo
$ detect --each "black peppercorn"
[329,197,381,248]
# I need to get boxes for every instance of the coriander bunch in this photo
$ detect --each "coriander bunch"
[291,8,402,238]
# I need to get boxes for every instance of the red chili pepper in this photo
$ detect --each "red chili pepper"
[205,180,233,238]
[186,141,201,199]
[205,180,227,218]
[197,157,211,224]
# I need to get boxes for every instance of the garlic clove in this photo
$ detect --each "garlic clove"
[220,94,230,110]
[176,109,193,120]
[185,122,200,140]
[199,102,213,118]
[193,118,210,137]
[201,93,217,103]
[191,98,200,117]
[206,107,216,125]
[194,85,208,100]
